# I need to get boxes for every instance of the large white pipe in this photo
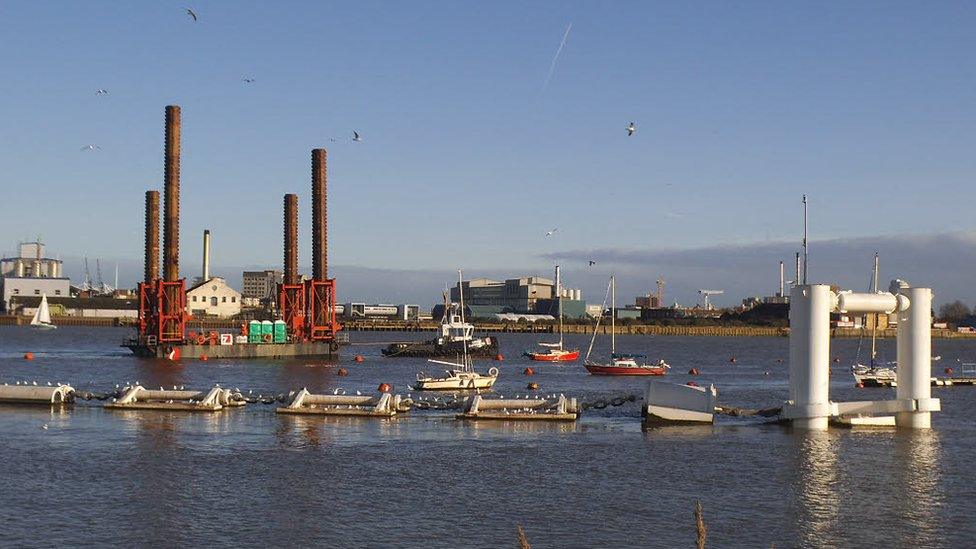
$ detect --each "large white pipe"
[896,287,933,429]
[835,292,902,314]
[779,261,785,297]
[789,284,832,430]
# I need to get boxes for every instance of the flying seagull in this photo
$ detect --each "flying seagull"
[352,131,363,142]
[588,260,596,266]
[186,8,198,21]
[95,89,109,95]
[81,144,101,151]
[545,228,558,237]
[329,136,342,143]
[626,121,636,136]
[242,77,255,84]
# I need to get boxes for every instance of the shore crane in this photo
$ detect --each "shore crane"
[698,289,724,310]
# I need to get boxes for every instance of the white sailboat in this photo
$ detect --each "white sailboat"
[413,269,499,391]
[852,253,895,387]
[30,294,57,330]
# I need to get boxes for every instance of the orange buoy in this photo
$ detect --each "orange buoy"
[688,368,700,376]
[856,382,864,388]
[526,382,540,390]
[337,367,349,376]
[23,352,34,361]
[354,355,365,363]
[200,354,209,361]
[945,367,953,375]
[686,381,699,387]
[378,383,393,393]
[495,354,504,361]
[523,367,535,376]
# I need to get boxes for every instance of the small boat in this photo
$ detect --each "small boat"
[851,253,893,387]
[30,294,57,330]
[583,275,669,376]
[383,294,498,358]
[524,265,579,362]
[413,269,499,391]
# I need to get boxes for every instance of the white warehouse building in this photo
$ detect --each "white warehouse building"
[186,277,242,318]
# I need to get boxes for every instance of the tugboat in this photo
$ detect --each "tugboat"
[382,294,499,358]
[413,269,499,391]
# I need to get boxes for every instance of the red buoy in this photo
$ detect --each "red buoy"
[378,383,392,393]
[856,382,864,388]
[337,368,349,376]
[495,354,504,361]
[526,382,540,390]
[354,355,365,363]
[688,368,700,376]
[945,367,953,375]
[23,352,34,361]
[200,354,208,361]
[523,367,535,376]
[686,381,699,387]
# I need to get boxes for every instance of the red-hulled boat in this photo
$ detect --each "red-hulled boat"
[582,275,671,377]
[584,354,669,376]
[527,345,581,362]
[525,265,580,362]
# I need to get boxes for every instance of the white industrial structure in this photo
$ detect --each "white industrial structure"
[784,281,939,430]
[698,289,724,309]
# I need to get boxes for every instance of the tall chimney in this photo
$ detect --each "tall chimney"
[779,261,785,297]
[284,194,299,284]
[144,190,160,283]
[202,230,211,281]
[163,105,181,281]
[311,148,327,281]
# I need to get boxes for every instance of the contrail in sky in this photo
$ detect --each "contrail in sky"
[541,22,573,94]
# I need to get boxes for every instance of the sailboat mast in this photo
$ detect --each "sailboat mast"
[802,194,808,285]
[458,269,470,371]
[611,274,616,355]
[556,265,563,350]
[871,252,879,364]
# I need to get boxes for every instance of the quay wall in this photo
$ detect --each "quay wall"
[2,315,974,338]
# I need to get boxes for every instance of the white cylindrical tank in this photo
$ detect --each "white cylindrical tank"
[896,287,933,429]
[574,289,581,300]
[788,285,832,430]
[836,292,899,314]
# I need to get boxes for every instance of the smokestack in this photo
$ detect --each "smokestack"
[284,193,298,284]
[144,190,160,283]
[163,105,181,281]
[202,230,211,281]
[311,148,327,281]
[779,261,785,297]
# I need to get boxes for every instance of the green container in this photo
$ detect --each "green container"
[248,320,262,343]
[273,320,287,343]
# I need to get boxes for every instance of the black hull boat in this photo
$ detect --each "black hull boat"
[382,336,498,358]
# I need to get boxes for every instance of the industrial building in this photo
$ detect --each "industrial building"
[1,240,70,312]
[243,270,283,300]
[186,277,242,318]
[451,274,585,317]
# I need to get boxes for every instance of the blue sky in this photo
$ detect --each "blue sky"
[2,2,975,305]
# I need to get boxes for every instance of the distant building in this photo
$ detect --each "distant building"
[187,277,242,318]
[635,294,662,309]
[1,240,70,312]
[242,270,283,300]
